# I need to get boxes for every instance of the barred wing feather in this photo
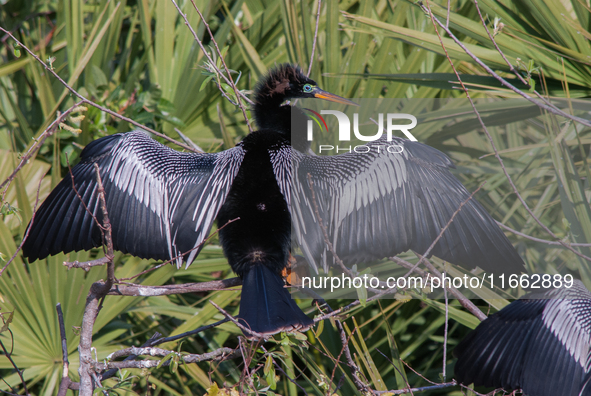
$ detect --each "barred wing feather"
[23,131,244,268]
[289,136,524,274]
[454,281,591,396]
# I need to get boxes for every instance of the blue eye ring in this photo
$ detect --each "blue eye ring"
[303,84,313,93]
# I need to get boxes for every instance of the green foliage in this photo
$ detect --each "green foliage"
[1,0,590,395]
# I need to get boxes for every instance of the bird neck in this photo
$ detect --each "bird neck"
[253,100,311,152]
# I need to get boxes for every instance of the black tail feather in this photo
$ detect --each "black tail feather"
[237,263,313,335]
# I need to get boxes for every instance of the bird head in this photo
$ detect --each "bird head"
[253,63,357,106]
[253,64,357,149]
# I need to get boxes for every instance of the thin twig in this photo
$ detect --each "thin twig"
[328,322,367,395]
[0,389,23,396]
[186,0,253,131]
[94,164,115,283]
[56,304,72,396]
[472,0,575,129]
[306,170,489,319]
[337,320,372,394]
[169,1,251,107]
[168,0,254,132]
[401,358,440,385]
[209,301,268,340]
[472,1,530,87]
[306,173,382,292]
[274,363,309,396]
[458,383,507,396]
[91,373,108,396]
[67,217,239,273]
[175,128,204,152]
[150,318,230,346]
[307,0,322,77]
[0,339,30,395]
[66,154,105,232]
[497,221,591,247]
[114,261,168,281]
[375,349,414,396]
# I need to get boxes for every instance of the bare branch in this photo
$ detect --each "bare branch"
[78,167,116,396]
[64,257,112,271]
[108,277,241,296]
[374,348,415,395]
[98,333,161,381]
[92,347,236,369]
[104,346,232,361]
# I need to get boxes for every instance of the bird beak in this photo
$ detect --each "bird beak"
[312,88,359,106]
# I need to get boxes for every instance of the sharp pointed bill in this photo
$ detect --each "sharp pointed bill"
[454,280,591,396]
[311,87,360,107]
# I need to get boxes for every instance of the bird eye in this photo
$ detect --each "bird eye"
[303,84,313,93]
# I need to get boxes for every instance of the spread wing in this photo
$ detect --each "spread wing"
[23,131,244,268]
[283,136,524,274]
[454,281,591,396]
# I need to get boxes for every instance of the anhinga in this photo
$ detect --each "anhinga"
[454,280,591,396]
[22,64,524,335]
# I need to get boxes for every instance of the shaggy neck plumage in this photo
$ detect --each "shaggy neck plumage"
[253,92,311,152]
